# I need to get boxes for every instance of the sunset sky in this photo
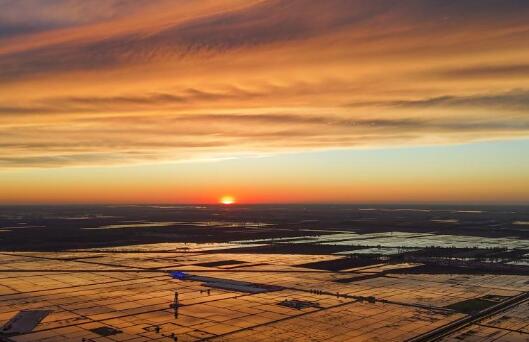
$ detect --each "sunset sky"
[1,0,529,204]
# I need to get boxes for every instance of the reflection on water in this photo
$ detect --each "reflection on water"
[513,221,529,225]
[0,225,45,230]
[166,221,273,228]
[236,231,529,250]
[83,222,178,230]
[83,220,273,230]
[335,247,420,256]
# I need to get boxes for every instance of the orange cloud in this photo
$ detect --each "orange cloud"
[1,0,529,168]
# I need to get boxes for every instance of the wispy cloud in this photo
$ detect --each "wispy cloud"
[1,0,529,167]
[386,89,529,110]
[434,64,529,79]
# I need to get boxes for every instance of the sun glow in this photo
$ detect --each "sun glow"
[220,195,235,205]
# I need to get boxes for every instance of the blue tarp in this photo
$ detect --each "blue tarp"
[169,271,186,280]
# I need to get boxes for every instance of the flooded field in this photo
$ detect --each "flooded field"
[238,231,529,249]
[0,241,528,341]
[0,205,528,341]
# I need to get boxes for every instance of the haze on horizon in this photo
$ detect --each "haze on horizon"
[1,0,529,204]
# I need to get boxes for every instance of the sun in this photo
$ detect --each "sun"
[220,195,236,205]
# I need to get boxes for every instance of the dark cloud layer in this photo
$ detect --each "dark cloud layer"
[436,64,529,79]
[1,0,529,81]
[389,90,529,110]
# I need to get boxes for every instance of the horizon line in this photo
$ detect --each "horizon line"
[0,202,528,207]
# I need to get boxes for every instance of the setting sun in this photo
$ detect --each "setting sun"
[220,196,236,205]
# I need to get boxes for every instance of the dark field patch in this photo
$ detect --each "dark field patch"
[214,243,362,255]
[387,264,529,275]
[296,257,379,271]
[278,299,321,310]
[446,297,499,314]
[334,273,383,283]
[90,326,122,337]
[194,260,247,267]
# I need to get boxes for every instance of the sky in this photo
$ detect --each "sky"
[1,0,529,204]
